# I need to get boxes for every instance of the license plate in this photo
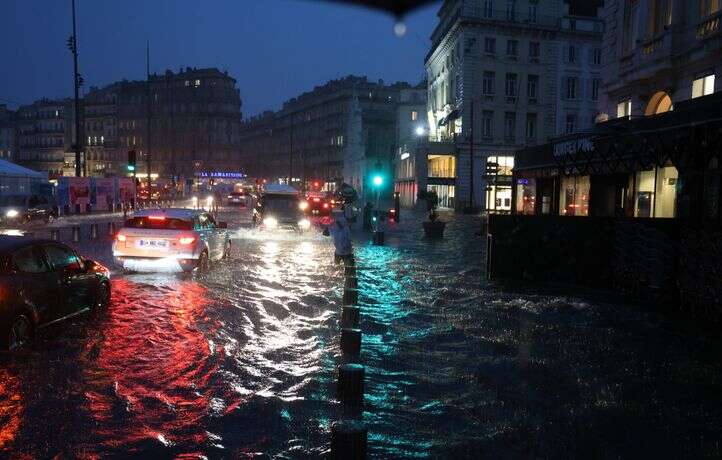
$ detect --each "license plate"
[136,239,169,250]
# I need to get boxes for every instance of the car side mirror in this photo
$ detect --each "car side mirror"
[218,222,228,229]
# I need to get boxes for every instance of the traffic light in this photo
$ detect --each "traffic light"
[372,175,383,188]
[127,150,136,172]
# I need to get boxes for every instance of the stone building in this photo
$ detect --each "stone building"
[423,0,603,211]
[0,105,16,161]
[15,99,68,179]
[238,75,416,201]
[394,86,428,207]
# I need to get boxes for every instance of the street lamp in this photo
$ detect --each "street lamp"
[415,126,426,137]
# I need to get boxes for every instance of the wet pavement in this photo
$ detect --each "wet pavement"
[1,208,722,458]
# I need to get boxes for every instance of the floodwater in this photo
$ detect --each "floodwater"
[1,209,721,458]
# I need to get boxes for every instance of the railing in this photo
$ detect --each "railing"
[697,10,721,39]
[465,6,559,28]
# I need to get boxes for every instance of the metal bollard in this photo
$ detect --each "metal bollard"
[340,328,361,355]
[50,229,60,241]
[343,288,359,306]
[341,306,360,329]
[90,223,99,239]
[344,265,357,277]
[72,226,81,242]
[107,222,116,236]
[372,230,384,245]
[331,419,367,460]
[345,276,358,289]
[337,363,364,406]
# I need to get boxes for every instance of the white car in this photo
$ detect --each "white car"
[112,209,230,272]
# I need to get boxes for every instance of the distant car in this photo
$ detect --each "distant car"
[0,236,110,350]
[253,185,310,232]
[303,193,331,216]
[226,191,249,207]
[0,194,58,225]
[112,208,230,273]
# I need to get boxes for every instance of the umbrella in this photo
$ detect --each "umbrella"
[320,0,438,17]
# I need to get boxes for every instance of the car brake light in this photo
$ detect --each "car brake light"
[116,234,126,242]
[148,215,166,221]
[313,198,320,202]
[179,237,195,245]
[323,203,329,208]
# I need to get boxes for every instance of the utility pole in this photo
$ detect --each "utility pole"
[146,41,152,188]
[288,117,294,185]
[68,0,83,177]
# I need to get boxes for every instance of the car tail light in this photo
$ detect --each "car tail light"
[313,198,321,202]
[179,236,195,245]
[116,234,126,242]
[148,215,166,221]
[323,203,329,208]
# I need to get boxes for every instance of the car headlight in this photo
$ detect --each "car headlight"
[263,216,278,228]
[206,196,214,205]
[6,209,19,218]
[298,218,311,229]
[299,201,309,211]
[192,196,198,204]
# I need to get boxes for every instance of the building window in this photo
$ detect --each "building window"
[529,41,540,59]
[411,110,418,121]
[526,113,537,140]
[634,166,679,217]
[185,80,190,87]
[692,74,716,98]
[428,154,456,178]
[483,0,494,18]
[506,0,516,21]
[591,78,601,101]
[194,79,201,87]
[560,175,590,216]
[527,75,539,100]
[506,40,519,57]
[482,111,494,138]
[529,1,538,22]
[483,71,495,95]
[623,0,640,52]
[565,114,577,134]
[617,99,632,118]
[567,45,577,63]
[505,73,518,97]
[565,77,577,99]
[504,112,516,140]
[592,48,602,65]
[484,37,496,54]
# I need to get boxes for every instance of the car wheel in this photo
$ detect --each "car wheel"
[222,241,231,260]
[95,281,111,309]
[7,314,33,351]
[197,250,210,273]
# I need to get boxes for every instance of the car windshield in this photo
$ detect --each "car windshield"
[264,196,299,215]
[125,217,193,230]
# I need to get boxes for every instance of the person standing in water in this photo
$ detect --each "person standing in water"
[324,210,353,264]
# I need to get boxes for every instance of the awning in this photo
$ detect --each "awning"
[437,109,459,127]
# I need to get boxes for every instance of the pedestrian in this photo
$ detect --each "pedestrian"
[363,201,373,231]
[323,210,353,264]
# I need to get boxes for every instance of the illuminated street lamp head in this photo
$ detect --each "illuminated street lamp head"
[415,126,426,136]
[373,175,383,187]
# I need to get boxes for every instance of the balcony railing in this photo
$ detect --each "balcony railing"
[465,7,558,28]
[697,11,722,39]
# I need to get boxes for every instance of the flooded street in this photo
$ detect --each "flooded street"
[1,209,722,458]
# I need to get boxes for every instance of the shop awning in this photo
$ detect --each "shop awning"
[437,109,459,127]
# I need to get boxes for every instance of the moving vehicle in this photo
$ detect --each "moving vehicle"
[227,190,249,207]
[112,208,230,273]
[0,194,58,225]
[0,236,110,350]
[253,184,310,232]
[303,192,332,216]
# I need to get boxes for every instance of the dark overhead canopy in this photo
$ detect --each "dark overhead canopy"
[321,0,439,17]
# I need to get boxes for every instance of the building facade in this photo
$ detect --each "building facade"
[423,0,603,211]
[0,105,15,161]
[15,99,68,179]
[394,86,428,207]
[238,76,417,201]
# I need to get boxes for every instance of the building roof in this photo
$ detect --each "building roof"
[0,159,46,178]
[132,208,202,219]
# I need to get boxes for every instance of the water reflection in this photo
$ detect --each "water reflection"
[0,367,23,450]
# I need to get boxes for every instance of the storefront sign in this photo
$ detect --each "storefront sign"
[195,172,246,179]
[553,136,594,158]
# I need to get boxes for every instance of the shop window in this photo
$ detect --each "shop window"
[634,169,656,217]
[428,154,456,178]
[428,184,455,209]
[560,175,590,216]
[655,165,678,217]
[486,185,512,212]
[516,178,536,215]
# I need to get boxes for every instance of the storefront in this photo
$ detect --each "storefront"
[485,155,514,213]
[512,92,722,224]
[427,154,456,209]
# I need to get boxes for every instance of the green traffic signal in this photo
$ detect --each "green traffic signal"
[127,165,135,171]
[372,175,383,187]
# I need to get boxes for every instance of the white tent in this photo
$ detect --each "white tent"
[0,159,47,196]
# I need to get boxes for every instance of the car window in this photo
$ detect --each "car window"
[42,244,82,271]
[12,246,50,274]
[125,217,193,230]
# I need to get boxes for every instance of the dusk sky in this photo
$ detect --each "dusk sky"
[0,0,439,116]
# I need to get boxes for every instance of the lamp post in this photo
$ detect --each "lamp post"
[68,0,84,177]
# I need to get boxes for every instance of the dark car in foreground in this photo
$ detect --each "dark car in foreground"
[0,236,111,350]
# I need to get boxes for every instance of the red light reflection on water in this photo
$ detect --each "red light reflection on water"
[0,368,23,451]
[81,277,226,451]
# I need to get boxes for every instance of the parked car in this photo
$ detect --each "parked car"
[0,236,111,350]
[253,184,310,232]
[0,194,58,226]
[112,208,230,273]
